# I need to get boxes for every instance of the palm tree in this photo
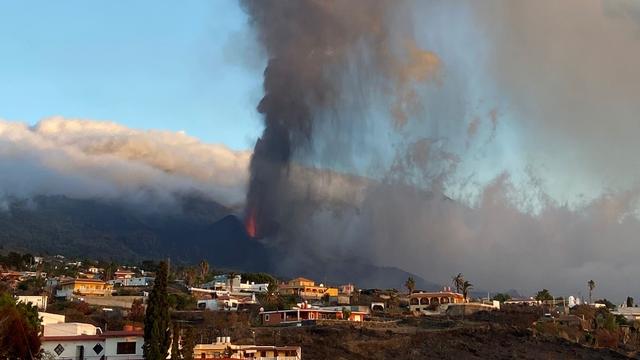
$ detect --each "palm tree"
[452,273,464,294]
[462,280,473,302]
[198,260,209,281]
[184,267,196,287]
[405,277,416,294]
[266,282,278,301]
[588,280,596,304]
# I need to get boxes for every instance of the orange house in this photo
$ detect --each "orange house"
[57,278,113,297]
[278,277,338,300]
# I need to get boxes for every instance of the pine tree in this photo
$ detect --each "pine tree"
[144,261,171,359]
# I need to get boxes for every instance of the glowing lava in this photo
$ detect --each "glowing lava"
[245,208,257,238]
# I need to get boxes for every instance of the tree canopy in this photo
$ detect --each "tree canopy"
[0,292,41,359]
[452,273,464,294]
[462,280,473,300]
[492,293,512,302]
[595,298,616,310]
[535,289,553,302]
[405,277,416,294]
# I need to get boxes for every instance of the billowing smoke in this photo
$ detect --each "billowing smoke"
[242,0,640,301]
[241,0,439,237]
[0,117,250,209]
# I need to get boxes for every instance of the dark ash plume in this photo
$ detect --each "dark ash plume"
[241,0,439,238]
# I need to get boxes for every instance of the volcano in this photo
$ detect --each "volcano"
[0,194,438,289]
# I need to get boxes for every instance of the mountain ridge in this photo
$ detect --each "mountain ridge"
[0,195,439,290]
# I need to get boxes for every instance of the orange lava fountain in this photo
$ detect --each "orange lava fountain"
[245,208,257,238]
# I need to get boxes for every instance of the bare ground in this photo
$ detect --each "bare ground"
[252,320,632,360]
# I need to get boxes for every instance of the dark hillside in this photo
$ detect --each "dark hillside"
[0,195,436,289]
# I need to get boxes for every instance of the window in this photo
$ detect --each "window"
[116,342,137,354]
[54,344,65,355]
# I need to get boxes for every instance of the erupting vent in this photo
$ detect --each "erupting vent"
[245,208,257,238]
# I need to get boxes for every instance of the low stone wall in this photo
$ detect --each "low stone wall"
[73,295,144,309]
[315,319,401,328]
[446,303,496,317]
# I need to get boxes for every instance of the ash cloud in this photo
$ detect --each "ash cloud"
[241,0,640,301]
[240,0,439,237]
[0,117,250,209]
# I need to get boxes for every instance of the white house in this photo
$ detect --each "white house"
[613,306,640,321]
[238,281,269,293]
[201,274,241,291]
[87,267,102,274]
[17,295,48,310]
[21,271,47,278]
[108,276,154,287]
[39,312,66,326]
[197,298,239,311]
[44,322,100,337]
[41,325,144,359]
[193,337,301,360]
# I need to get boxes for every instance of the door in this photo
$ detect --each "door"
[76,345,84,360]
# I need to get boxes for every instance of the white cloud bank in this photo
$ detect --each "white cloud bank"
[0,117,251,208]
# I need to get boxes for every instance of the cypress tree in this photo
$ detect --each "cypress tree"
[144,261,171,359]
[170,323,181,359]
[181,327,196,360]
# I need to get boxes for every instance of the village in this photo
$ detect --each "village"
[1,250,640,359]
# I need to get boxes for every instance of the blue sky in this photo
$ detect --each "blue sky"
[0,0,264,150]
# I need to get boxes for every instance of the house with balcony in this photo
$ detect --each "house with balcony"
[278,277,339,301]
[56,278,113,298]
[193,336,301,360]
[409,291,465,313]
[114,269,136,280]
[200,274,269,294]
[196,292,257,311]
[260,304,367,326]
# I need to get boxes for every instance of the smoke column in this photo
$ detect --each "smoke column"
[241,0,640,300]
[241,0,439,238]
